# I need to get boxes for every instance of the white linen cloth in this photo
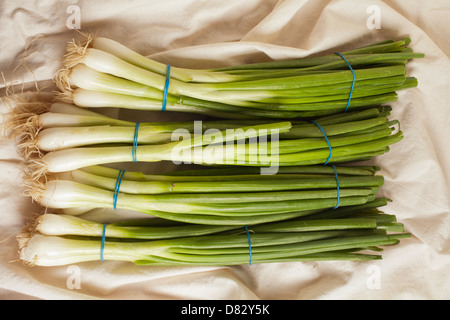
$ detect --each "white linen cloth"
[0,0,449,299]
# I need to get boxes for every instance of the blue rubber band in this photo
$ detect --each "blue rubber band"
[310,120,332,165]
[100,224,107,261]
[331,165,340,209]
[113,169,125,210]
[162,65,171,111]
[132,122,140,163]
[334,52,355,112]
[244,225,253,265]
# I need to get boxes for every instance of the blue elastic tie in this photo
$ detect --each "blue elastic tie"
[331,165,340,209]
[100,224,107,261]
[244,225,253,265]
[310,120,332,165]
[334,52,355,112]
[162,65,171,111]
[132,122,140,163]
[113,169,125,210]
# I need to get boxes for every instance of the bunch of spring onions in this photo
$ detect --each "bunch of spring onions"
[6,101,403,175]
[55,34,423,119]
[7,35,420,267]
[28,164,386,226]
[18,198,410,266]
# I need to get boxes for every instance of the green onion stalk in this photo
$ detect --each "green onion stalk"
[27,126,402,173]
[55,34,423,119]
[26,163,387,226]
[75,162,381,182]
[18,198,410,266]
[7,101,394,151]
[8,101,402,175]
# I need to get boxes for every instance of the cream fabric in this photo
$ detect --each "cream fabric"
[0,0,449,300]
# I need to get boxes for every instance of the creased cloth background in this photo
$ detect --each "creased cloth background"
[0,0,449,300]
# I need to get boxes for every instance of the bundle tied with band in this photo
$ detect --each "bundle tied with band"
[54,34,422,118]
[99,219,253,264]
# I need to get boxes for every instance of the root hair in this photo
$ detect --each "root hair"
[1,95,52,157]
[53,67,73,94]
[19,158,54,204]
[63,31,95,69]
[54,31,97,94]
[17,211,45,251]
[53,89,74,104]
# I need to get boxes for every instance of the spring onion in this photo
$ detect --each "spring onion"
[55,34,423,119]
[18,208,410,266]
[6,101,402,174]
[24,163,386,226]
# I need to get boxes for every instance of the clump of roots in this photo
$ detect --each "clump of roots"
[53,67,73,94]
[54,31,96,94]
[17,211,44,251]
[64,31,95,69]
[19,158,54,204]
[1,94,53,158]
[2,97,51,159]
